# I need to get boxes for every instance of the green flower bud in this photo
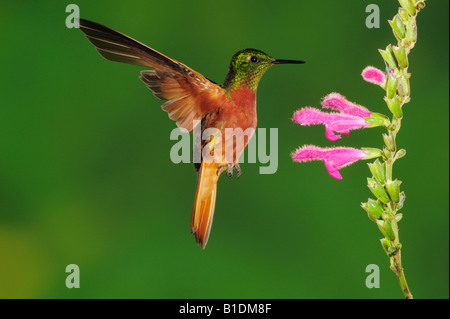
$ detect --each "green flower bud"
[383,133,396,152]
[395,213,403,222]
[365,112,390,128]
[405,19,417,47]
[361,147,383,160]
[398,0,416,16]
[416,2,426,11]
[398,8,409,22]
[377,220,396,241]
[385,179,402,203]
[393,46,408,69]
[386,76,399,99]
[383,219,396,241]
[368,159,386,184]
[397,191,406,210]
[389,15,406,40]
[385,96,403,118]
[394,149,407,161]
[376,220,386,235]
[382,146,391,159]
[380,237,392,255]
[376,220,389,239]
[368,177,390,204]
[379,45,398,69]
[398,77,411,98]
[361,198,384,221]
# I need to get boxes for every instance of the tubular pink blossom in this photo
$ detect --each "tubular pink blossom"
[362,66,386,85]
[321,93,371,118]
[292,107,369,141]
[292,145,368,179]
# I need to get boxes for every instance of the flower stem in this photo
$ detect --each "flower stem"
[384,175,412,298]
[392,246,413,299]
[366,0,426,299]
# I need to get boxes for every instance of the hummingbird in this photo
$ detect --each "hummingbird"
[78,19,304,249]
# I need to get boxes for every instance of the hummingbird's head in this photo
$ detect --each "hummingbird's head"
[222,48,304,92]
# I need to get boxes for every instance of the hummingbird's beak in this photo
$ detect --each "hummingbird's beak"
[271,59,305,65]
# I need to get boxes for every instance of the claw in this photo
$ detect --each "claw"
[216,163,242,179]
[216,165,226,176]
[235,163,241,179]
[226,164,233,179]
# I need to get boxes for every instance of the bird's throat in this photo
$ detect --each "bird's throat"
[228,86,257,110]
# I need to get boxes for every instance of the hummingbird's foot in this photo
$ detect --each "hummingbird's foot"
[226,164,234,179]
[235,163,241,179]
[216,164,230,177]
[216,163,241,179]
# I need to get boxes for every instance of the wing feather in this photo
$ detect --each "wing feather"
[79,19,225,132]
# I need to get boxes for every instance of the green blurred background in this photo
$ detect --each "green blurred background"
[0,0,448,299]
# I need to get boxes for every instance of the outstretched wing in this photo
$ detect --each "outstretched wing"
[78,19,224,132]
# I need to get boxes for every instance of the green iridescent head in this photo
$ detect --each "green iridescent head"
[222,48,305,92]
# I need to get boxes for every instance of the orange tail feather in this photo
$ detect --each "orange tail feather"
[191,161,219,249]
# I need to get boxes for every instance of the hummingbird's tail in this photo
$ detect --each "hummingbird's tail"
[191,161,219,249]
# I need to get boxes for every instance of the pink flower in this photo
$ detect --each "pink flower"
[322,93,371,118]
[292,145,368,179]
[292,107,369,141]
[362,66,386,85]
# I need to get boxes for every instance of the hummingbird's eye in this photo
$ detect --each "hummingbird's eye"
[250,56,259,63]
